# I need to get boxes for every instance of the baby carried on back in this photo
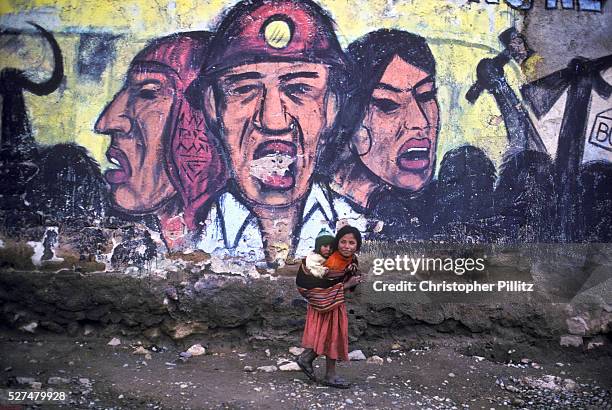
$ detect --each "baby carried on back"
[296,229,359,312]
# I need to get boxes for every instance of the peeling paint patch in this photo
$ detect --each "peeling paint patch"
[249,154,295,184]
[27,240,44,267]
[27,227,63,266]
[209,255,261,278]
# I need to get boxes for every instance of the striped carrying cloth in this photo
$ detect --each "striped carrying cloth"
[296,260,346,312]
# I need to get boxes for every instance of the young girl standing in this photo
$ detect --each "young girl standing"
[296,225,364,388]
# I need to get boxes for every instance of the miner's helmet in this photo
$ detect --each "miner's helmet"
[202,0,347,75]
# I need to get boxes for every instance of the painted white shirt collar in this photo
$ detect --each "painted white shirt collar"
[197,182,367,261]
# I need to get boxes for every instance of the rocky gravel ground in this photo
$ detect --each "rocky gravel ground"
[1,330,611,409]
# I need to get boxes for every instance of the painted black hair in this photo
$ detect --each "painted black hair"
[333,225,362,253]
[338,29,437,148]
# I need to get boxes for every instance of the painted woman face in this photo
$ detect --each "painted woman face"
[352,55,440,191]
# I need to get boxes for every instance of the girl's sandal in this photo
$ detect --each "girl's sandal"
[320,376,351,389]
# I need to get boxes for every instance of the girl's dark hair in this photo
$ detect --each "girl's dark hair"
[337,29,437,149]
[333,225,362,252]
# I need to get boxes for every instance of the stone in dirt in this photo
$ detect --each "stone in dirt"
[257,365,278,373]
[133,346,150,355]
[560,335,583,347]
[367,355,384,365]
[243,366,254,372]
[348,350,366,361]
[279,362,300,371]
[587,336,605,350]
[289,346,304,356]
[107,337,121,346]
[563,378,578,391]
[20,322,37,333]
[16,377,37,385]
[48,376,70,385]
[566,316,589,336]
[78,378,91,385]
[276,357,291,366]
[523,375,577,392]
[166,322,208,340]
[186,344,206,356]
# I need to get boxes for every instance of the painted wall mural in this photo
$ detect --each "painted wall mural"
[0,0,610,271]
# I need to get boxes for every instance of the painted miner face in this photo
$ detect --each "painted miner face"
[352,55,439,192]
[95,64,177,213]
[209,61,336,206]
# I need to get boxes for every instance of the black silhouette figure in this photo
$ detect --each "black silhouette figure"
[0,22,63,203]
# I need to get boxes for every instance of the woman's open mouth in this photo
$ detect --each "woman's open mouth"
[397,139,430,171]
[249,140,297,190]
[105,146,132,184]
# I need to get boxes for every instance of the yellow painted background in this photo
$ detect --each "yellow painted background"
[0,0,525,171]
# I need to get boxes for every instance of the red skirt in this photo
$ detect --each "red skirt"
[301,302,349,361]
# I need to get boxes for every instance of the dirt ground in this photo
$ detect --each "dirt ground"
[0,330,610,410]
